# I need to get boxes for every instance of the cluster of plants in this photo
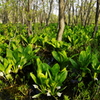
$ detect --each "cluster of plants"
[0,23,100,100]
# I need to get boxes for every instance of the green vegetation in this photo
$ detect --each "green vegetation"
[0,23,100,100]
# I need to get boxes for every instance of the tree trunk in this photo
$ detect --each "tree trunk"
[57,0,65,41]
[46,0,53,26]
[92,0,100,38]
[80,0,83,25]
[68,2,71,26]
[72,0,75,26]
[27,0,32,36]
[84,0,93,26]
[2,10,9,24]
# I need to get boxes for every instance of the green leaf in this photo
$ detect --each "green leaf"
[69,58,78,69]
[20,58,27,66]
[24,44,33,54]
[52,51,68,62]
[41,63,50,73]
[6,49,13,58]
[37,58,43,73]
[12,43,17,50]
[68,36,71,42]
[38,73,48,85]
[52,51,60,62]
[0,56,3,62]
[18,46,23,53]
[37,58,50,73]
[0,63,5,71]
[20,35,28,43]
[30,73,37,84]
[4,58,9,68]
[57,68,68,83]
[51,63,60,76]
[5,64,12,74]
[64,95,70,100]
[32,93,41,98]
[30,36,38,44]
[92,54,99,69]
[78,49,91,67]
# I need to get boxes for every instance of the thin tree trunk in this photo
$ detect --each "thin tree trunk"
[57,0,65,41]
[84,0,93,26]
[68,2,71,26]
[72,0,75,26]
[46,0,53,26]
[92,0,100,38]
[27,0,32,36]
[80,0,83,25]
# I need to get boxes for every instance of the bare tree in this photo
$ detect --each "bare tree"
[84,0,94,26]
[92,0,100,38]
[46,0,53,26]
[27,0,32,36]
[1,0,9,24]
[57,0,65,41]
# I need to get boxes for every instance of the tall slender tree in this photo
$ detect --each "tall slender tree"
[46,0,53,26]
[57,0,65,41]
[27,0,32,36]
[92,0,100,38]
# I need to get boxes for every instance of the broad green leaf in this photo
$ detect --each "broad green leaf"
[69,58,78,69]
[52,51,63,62]
[6,74,13,80]
[18,46,23,53]
[37,58,42,73]
[30,73,37,84]
[4,58,9,68]
[51,63,60,76]
[38,72,47,79]
[30,36,38,43]
[38,73,48,84]
[68,36,71,42]
[6,49,13,58]
[52,51,60,62]
[0,63,5,71]
[92,54,99,69]
[41,63,50,73]
[24,44,33,54]
[20,35,28,43]
[5,64,12,74]
[52,51,68,62]
[86,46,91,53]
[20,58,27,66]
[12,43,17,50]
[32,93,41,98]
[78,49,91,67]
[0,56,3,62]
[57,68,68,83]
[32,48,40,53]
[64,95,70,100]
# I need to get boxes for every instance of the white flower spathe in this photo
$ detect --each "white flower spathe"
[0,72,3,76]
[56,86,61,90]
[94,78,98,81]
[57,92,62,97]
[47,91,51,96]
[32,93,41,98]
[9,70,11,73]
[18,65,20,68]
[33,84,39,89]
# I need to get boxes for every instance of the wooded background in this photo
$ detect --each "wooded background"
[0,0,100,39]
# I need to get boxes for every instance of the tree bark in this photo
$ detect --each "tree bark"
[92,0,100,38]
[27,0,32,36]
[57,0,65,41]
[84,0,93,26]
[46,0,53,26]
